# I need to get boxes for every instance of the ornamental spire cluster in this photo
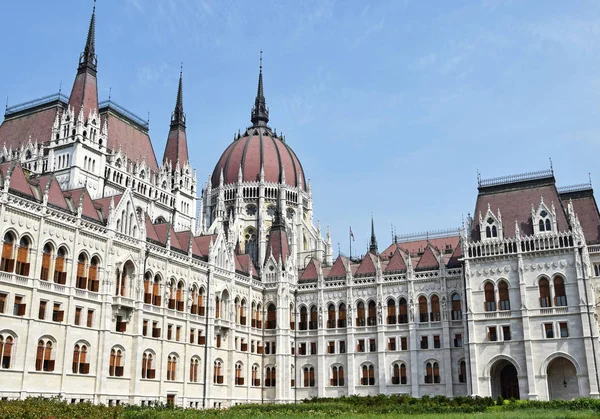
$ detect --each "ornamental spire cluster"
[250,51,269,126]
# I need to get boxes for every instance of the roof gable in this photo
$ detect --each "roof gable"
[355,252,377,276]
[300,258,320,281]
[7,163,34,197]
[384,249,407,273]
[415,245,440,271]
[327,255,348,278]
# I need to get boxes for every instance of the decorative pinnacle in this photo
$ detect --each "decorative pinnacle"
[171,65,186,128]
[79,0,97,73]
[369,215,378,254]
[251,50,269,126]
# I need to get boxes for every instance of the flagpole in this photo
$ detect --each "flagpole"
[349,227,352,260]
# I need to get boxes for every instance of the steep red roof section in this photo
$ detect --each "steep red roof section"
[381,235,459,259]
[42,176,69,211]
[68,70,98,119]
[355,252,377,276]
[264,220,290,267]
[472,177,568,240]
[559,189,600,245]
[235,254,257,276]
[6,163,34,198]
[92,194,122,220]
[0,105,60,151]
[384,249,407,273]
[446,242,463,268]
[300,258,320,281]
[163,128,188,166]
[415,245,440,271]
[145,214,160,243]
[327,255,348,278]
[102,112,159,171]
[194,234,217,257]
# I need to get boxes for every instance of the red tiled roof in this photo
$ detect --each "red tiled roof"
[145,214,160,243]
[446,241,463,268]
[327,255,348,278]
[41,176,69,211]
[380,235,459,259]
[415,245,440,271]
[102,111,159,172]
[384,249,408,273]
[211,126,306,190]
[194,234,217,256]
[472,179,569,241]
[163,127,188,167]
[0,105,60,152]
[92,194,122,220]
[264,223,290,267]
[235,254,257,276]
[355,252,378,276]
[300,258,320,281]
[153,223,184,251]
[560,190,600,245]
[68,70,98,120]
[6,163,34,198]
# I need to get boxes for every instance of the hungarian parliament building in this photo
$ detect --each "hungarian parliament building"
[0,6,599,408]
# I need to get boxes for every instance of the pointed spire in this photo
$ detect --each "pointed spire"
[369,215,378,254]
[171,64,186,129]
[79,0,97,74]
[250,51,269,126]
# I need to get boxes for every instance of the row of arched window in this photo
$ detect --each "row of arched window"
[483,276,567,312]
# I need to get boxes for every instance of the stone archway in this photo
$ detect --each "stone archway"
[547,356,579,400]
[490,359,520,399]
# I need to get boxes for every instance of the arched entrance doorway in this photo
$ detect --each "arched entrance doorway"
[490,359,520,399]
[547,357,579,400]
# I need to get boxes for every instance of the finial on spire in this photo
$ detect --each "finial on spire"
[170,67,186,129]
[369,214,378,254]
[78,0,97,74]
[251,50,269,126]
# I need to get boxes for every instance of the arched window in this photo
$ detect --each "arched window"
[554,276,567,306]
[539,277,551,307]
[327,304,336,328]
[109,348,123,377]
[168,280,176,310]
[484,282,496,311]
[265,366,276,387]
[152,275,162,306]
[176,281,184,311]
[1,232,15,272]
[419,296,428,322]
[331,365,344,386]
[76,253,88,289]
[356,301,365,326]
[166,354,178,381]
[141,351,155,379]
[88,256,99,292]
[40,243,53,281]
[309,305,318,330]
[338,303,347,328]
[54,247,67,284]
[235,362,244,385]
[392,363,407,385]
[299,306,308,330]
[430,295,440,322]
[190,357,200,383]
[215,296,220,318]
[144,273,152,304]
[498,280,510,311]
[303,366,315,387]
[240,299,247,325]
[266,304,276,329]
[387,299,397,324]
[0,334,14,369]
[361,364,375,385]
[15,236,31,276]
[197,287,205,315]
[72,344,89,374]
[398,298,408,323]
[213,360,223,384]
[252,364,260,386]
[367,301,377,325]
[290,304,296,330]
[459,360,467,383]
[451,293,462,320]
[35,339,54,371]
[291,365,296,388]
[425,361,440,383]
[244,227,258,264]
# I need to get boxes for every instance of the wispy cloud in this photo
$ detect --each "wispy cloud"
[353,18,385,47]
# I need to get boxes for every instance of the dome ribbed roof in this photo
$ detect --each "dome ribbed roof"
[211,126,306,190]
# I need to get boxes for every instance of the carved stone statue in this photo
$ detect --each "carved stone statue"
[408,298,414,321]
[441,296,447,320]
[165,285,170,301]
[377,301,383,324]
[318,306,323,328]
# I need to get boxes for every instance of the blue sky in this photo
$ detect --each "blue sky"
[1,0,600,255]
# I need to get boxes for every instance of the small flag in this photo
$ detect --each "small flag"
[350,227,355,241]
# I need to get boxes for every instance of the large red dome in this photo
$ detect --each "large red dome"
[211,125,306,190]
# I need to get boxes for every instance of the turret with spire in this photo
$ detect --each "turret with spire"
[68,1,99,120]
[162,67,189,166]
[250,51,269,127]
[369,216,378,255]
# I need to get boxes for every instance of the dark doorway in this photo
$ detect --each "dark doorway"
[491,359,520,400]
[166,394,175,407]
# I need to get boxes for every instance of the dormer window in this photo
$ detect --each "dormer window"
[485,218,498,238]
[539,210,551,232]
